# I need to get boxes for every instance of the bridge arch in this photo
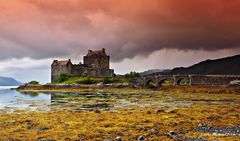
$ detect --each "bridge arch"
[141,75,240,87]
[145,79,156,88]
[176,77,190,86]
[157,79,173,87]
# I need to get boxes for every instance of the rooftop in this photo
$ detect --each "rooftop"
[86,48,107,57]
[53,59,72,65]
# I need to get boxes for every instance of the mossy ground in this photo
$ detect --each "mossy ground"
[0,87,240,141]
[57,77,129,85]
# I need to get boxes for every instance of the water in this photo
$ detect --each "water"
[1,86,228,114]
[0,86,51,113]
[0,87,159,113]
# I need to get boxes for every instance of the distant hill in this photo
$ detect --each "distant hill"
[0,76,22,86]
[140,69,171,76]
[171,55,240,75]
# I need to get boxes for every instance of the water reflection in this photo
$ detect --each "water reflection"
[0,87,119,113]
[1,86,231,114]
[0,86,51,113]
[50,91,115,111]
[0,87,145,113]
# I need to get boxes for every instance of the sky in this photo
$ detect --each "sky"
[0,0,240,83]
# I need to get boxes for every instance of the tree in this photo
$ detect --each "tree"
[125,71,140,78]
[56,73,74,83]
[28,81,40,85]
[77,77,94,84]
[103,77,112,84]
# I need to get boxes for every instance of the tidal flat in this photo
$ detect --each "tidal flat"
[0,87,239,141]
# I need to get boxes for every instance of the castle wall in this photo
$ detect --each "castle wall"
[84,56,110,69]
[86,68,114,77]
[71,65,89,76]
[72,65,114,78]
[51,62,72,82]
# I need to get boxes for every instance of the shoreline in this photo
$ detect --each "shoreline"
[16,84,240,94]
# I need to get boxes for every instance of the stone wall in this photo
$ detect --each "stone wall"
[51,61,72,82]
[51,63,114,82]
[190,75,240,86]
[84,56,110,69]
[82,68,114,78]
[72,65,114,78]
[134,75,240,87]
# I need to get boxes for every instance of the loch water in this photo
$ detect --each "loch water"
[0,86,51,113]
[1,86,233,114]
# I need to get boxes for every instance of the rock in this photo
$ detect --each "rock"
[198,124,240,136]
[104,139,112,141]
[165,109,177,113]
[115,136,122,141]
[226,83,240,88]
[147,111,151,114]
[104,84,113,86]
[185,138,208,141]
[148,129,156,135]
[122,83,130,86]
[133,84,139,88]
[94,109,101,113]
[230,80,240,84]
[116,83,130,88]
[137,136,145,140]
[156,109,165,113]
[97,82,104,87]
[168,131,176,137]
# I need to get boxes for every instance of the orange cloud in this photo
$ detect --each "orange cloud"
[0,0,239,61]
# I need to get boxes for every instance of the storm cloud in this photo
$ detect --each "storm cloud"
[0,0,240,62]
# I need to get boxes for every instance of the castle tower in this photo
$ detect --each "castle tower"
[83,48,110,69]
[51,59,73,82]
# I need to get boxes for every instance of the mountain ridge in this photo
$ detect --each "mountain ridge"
[171,55,240,75]
[0,76,22,86]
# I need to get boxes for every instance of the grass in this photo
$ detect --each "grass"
[59,77,129,84]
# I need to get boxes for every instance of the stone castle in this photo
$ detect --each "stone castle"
[51,48,114,82]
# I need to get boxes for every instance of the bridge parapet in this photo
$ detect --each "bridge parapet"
[135,74,240,87]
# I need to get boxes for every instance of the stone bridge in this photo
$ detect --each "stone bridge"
[131,75,240,87]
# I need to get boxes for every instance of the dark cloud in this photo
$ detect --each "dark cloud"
[0,0,239,62]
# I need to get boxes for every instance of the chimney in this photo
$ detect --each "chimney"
[102,48,105,53]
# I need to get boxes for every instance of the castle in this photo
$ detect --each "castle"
[51,48,114,82]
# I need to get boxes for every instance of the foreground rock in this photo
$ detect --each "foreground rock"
[198,124,240,136]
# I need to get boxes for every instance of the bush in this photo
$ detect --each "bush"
[125,71,140,78]
[28,81,40,85]
[77,77,94,84]
[103,77,129,84]
[103,77,112,84]
[56,73,74,83]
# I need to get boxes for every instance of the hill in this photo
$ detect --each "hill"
[140,69,171,76]
[171,55,240,75]
[0,76,22,86]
